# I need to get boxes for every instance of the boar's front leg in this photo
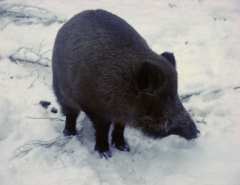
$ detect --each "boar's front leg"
[112,124,130,152]
[63,113,78,136]
[59,98,78,136]
[89,114,112,159]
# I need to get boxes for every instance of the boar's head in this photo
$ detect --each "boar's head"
[133,52,199,140]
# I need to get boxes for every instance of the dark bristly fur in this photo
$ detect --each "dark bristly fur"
[52,9,199,158]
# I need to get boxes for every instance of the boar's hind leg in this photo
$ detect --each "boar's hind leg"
[88,114,112,158]
[112,124,130,152]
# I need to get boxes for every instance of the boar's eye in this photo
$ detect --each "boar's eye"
[161,94,174,101]
[169,94,175,100]
[146,92,157,97]
[161,95,169,100]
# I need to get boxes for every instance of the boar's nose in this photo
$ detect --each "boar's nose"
[184,121,200,140]
[174,119,200,140]
[191,129,200,140]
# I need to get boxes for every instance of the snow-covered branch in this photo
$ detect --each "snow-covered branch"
[9,39,52,67]
[0,3,65,30]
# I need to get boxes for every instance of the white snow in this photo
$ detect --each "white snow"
[0,0,240,184]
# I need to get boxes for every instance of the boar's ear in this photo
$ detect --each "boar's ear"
[136,62,161,93]
[161,52,176,68]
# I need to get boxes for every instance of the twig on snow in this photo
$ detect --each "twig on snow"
[60,154,66,168]
[180,92,202,101]
[196,113,209,124]
[25,117,64,122]
[28,69,40,89]
[180,86,240,101]
[10,136,73,161]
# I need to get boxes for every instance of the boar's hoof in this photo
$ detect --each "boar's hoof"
[63,129,77,136]
[95,144,112,159]
[98,150,112,159]
[112,140,130,152]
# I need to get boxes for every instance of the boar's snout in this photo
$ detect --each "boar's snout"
[171,99,200,140]
[173,119,200,140]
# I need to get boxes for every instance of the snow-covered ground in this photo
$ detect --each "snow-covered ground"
[0,0,240,184]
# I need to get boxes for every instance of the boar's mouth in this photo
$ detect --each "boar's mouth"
[177,122,200,140]
[169,125,200,140]
[139,118,199,140]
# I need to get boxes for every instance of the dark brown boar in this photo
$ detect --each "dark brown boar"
[52,9,199,158]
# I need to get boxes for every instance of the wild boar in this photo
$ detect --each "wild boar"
[52,9,199,158]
